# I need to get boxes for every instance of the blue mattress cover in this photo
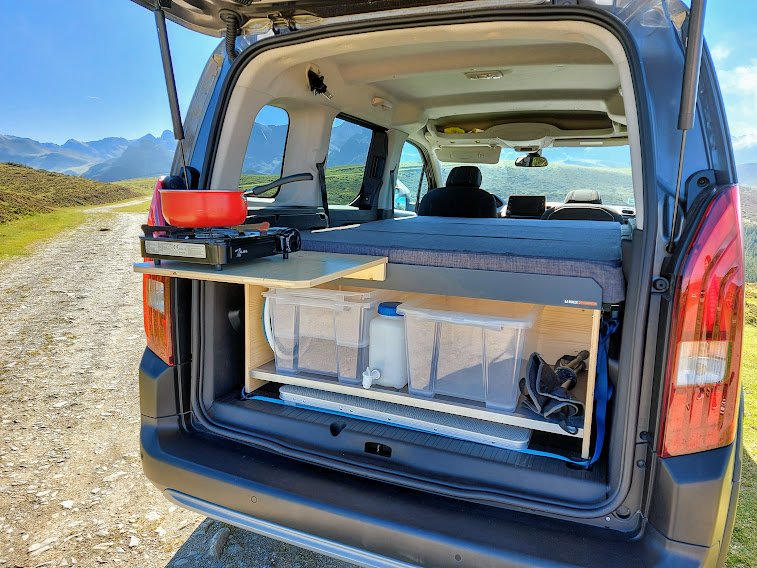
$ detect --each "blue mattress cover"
[301,216,625,302]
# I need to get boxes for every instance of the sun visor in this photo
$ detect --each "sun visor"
[435,146,501,164]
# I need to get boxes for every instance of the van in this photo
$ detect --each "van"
[132,1,743,566]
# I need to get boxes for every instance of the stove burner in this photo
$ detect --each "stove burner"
[139,224,301,270]
[193,227,244,239]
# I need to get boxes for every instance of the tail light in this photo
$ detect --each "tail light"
[658,185,744,457]
[143,274,174,365]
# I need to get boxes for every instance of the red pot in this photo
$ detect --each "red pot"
[160,189,248,228]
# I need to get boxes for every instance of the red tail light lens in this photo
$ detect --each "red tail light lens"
[659,185,743,458]
[143,274,174,365]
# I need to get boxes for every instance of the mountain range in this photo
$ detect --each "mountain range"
[241,120,373,175]
[0,130,176,181]
[1,123,756,188]
[0,121,371,182]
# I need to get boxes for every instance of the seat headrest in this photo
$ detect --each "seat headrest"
[565,189,601,204]
[446,166,482,188]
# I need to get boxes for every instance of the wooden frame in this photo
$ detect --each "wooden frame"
[134,251,605,460]
[244,285,602,458]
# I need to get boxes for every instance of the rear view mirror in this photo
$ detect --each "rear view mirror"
[515,154,548,168]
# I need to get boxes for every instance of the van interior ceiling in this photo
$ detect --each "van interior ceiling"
[212,20,642,223]
[185,17,644,509]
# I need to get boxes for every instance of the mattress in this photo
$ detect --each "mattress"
[301,216,625,303]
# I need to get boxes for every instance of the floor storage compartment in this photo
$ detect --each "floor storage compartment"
[276,385,532,450]
[207,392,609,506]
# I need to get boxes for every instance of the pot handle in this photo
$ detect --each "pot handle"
[243,172,314,196]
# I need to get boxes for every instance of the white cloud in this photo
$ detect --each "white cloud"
[733,129,757,150]
[717,60,757,152]
[719,61,757,94]
[711,44,732,64]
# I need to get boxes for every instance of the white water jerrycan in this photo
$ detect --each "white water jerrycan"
[362,302,408,390]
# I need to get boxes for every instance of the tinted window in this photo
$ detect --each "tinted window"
[325,119,372,206]
[396,142,427,211]
[238,106,289,197]
[439,146,634,207]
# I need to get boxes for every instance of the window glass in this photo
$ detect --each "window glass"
[396,143,426,211]
[438,146,634,207]
[238,106,289,197]
[325,118,372,206]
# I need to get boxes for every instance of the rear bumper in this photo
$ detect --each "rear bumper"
[141,415,727,568]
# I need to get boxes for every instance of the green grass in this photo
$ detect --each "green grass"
[240,168,364,205]
[727,285,757,566]
[111,199,151,214]
[324,165,364,205]
[111,176,160,196]
[0,170,156,256]
[0,162,139,224]
[0,207,88,256]
[239,173,281,197]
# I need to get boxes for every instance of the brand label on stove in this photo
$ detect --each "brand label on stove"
[144,241,207,259]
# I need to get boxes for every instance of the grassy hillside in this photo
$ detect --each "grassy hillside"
[325,165,365,205]
[239,168,364,204]
[728,284,757,566]
[736,186,757,283]
[0,162,139,224]
[320,162,635,206]
[111,177,160,197]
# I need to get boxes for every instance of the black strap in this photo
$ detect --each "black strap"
[316,160,330,227]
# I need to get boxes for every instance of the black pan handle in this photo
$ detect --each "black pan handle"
[243,172,314,196]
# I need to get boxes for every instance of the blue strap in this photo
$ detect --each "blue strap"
[588,318,619,465]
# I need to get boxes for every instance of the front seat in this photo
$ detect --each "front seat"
[417,166,497,218]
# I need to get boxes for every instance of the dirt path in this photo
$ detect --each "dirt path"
[0,208,352,568]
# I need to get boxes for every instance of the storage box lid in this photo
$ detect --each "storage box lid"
[397,296,540,330]
[262,286,386,309]
[264,286,383,303]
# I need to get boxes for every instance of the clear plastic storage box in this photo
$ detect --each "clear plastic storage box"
[263,287,384,384]
[398,297,539,412]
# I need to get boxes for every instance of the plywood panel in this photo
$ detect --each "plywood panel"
[134,251,387,288]
[245,284,273,392]
[580,311,603,459]
[527,306,595,363]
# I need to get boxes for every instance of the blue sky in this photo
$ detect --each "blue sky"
[0,0,755,161]
[703,1,757,161]
[0,1,219,144]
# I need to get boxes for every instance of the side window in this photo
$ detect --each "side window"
[325,118,373,206]
[396,142,428,211]
[238,106,289,197]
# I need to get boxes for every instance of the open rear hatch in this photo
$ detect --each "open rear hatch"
[132,0,718,525]
[129,0,622,37]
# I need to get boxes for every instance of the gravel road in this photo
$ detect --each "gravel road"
[0,203,355,568]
